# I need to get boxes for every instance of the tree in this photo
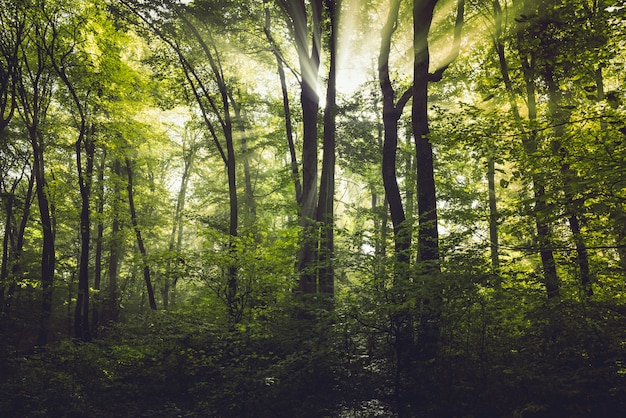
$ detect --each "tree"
[43,0,99,339]
[163,121,200,308]
[126,156,157,311]
[316,0,339,296]
[277,0,324,294]
[14,0,57,345]
[263,0,302,205]
[492,0,560,299]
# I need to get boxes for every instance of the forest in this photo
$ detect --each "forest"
[1,0,626,416]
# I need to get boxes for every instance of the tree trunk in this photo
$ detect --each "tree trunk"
[284,0,322,293]
[5,172,34,313]
[316,0,338,297]
[487,149,500,275]
[413,1,442,374]
[232,102,257,229]
[544,65,592,296]
[177,14,239,318]
[165,142,194,308]
[263,0,302,204]
[33,132,56,346]
[125,158,157,311]
[107,159,122,322]
[378,1,415,413]
[518,47,560,300]
[74,131,94,340]
[92,150,106,332]
[413,0,440,267]
[379,0,411,274]
[493,0,559,299]
[1,189,16,308]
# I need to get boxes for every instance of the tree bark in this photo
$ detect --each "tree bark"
[74,128,94,340]
[125,158,157,311]
[0,182,18,307]
[263,0,302,204]
[544,65,592,296]
[92,149,106,331]
[16,49,56,345]
[52,64,95,340]
[165,136,195,308]
[379,0,412,275]
[286,0,323,293]
[316,0,338,297]
[33,128,56,346]
[378,1,415,412]
[106,159,123,322]
[487,149,500,274]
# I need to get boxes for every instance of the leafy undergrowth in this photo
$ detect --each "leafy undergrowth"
[1,300,625,417]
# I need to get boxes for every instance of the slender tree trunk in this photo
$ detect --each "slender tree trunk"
[404,131,415,244]
[125,158,157,311]
[1,191,15,307]
[493,0,559,298]
[487,148,500,274]
[283,0,322,293]
[232,103,256,229]
[379,0,411,274]
[5,171,34,312]
[107,159,122,322]
[92,150,106,331]
[225,123,239,322]
[74,128,94,340]
[413,0,439,267]
[378,1,414,412]
[33,132,56,346]
[263,0,302,204]
[544,66,592,296]
[317,0,338,297]
[165,145,193,308]
[518,50,560,299]
[413,2,441,375]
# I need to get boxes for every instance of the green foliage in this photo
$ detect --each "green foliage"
[3,0,626,417]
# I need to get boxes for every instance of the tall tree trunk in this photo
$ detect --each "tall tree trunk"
[487,148,500,274]
[1,187,16,308]
[125,158,157,311]
[50,43,96,340]
[263,0,302,204]
[107,159,122,322]
[92,150,106,331]
[15,26,56,345]
[165,143,194,308]
[404,130,415,245]
[317,0,338,297]
[413,0,441,370]
[74,129,94,340]
[33,130,56,346]
[232,102,257,229]
[493,0,559,299]
[287,0,323,294]
[544,65,592,296]
[518,46,560,300]
[378,0,414,412]
[225,121,239,322]
[379,0,411,275]
[5,171,34,313]
[177,14,239,319]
